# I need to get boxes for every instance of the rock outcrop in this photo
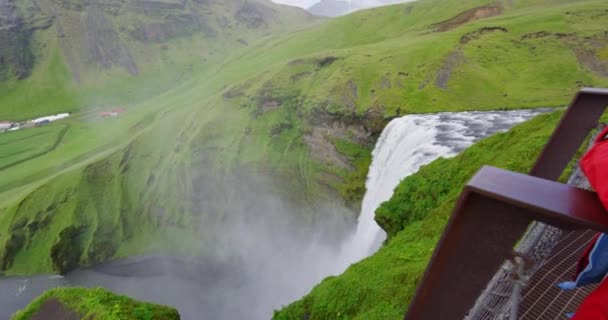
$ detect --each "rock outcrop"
[84,6,138,75]
[0,0,51,80]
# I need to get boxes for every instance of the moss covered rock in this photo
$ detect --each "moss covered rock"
[12,287,180,320]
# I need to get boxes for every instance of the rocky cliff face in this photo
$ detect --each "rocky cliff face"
[84,6,138,74]
[0,0,51,80]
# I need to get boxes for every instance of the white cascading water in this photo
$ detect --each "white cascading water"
[337,109,550,270]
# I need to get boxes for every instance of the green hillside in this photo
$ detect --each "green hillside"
[12,287,179,320]
[0,0,606,296]
[0,0,317,120]
[273,110,582,320]
[227,0,608,117]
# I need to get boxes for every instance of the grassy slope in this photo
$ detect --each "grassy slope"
[0,91,227,274]
[273,110,571,320]
[12,287,179,320]
[0,0,607,275]
[227,0,608,118]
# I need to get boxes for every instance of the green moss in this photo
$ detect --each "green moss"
[598,45,608,60]
[332,139,372,203]
[0,231,26,270]
[12,287,180,320]
[50,225,86,274]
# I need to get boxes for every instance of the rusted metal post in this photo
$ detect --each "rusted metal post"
[530,88,608,180]
[404,88,608,320]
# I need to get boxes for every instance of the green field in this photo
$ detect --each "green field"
[0,0,607,317]
[0,125,68,170]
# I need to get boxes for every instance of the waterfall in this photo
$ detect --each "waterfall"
[337,108,550,270]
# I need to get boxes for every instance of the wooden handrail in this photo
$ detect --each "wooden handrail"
[404,88,608,320]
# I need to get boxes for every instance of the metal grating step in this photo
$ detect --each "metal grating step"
[518,229,598,319]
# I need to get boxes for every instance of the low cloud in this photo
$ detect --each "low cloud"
[272,0,414,10]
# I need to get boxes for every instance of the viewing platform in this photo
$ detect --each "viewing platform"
[404,88,608,320]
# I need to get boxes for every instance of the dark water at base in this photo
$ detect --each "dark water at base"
[0,256,246,320]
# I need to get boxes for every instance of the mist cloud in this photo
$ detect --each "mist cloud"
[190,171,356,318]
[59,169,359,320]
[272,0,415,10]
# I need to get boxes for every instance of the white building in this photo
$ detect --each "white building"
[0,121,12,131]
[31,113,69,125]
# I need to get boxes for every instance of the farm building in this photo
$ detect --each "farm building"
[99,107,125,118]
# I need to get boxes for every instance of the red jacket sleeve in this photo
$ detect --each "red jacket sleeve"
[580,126,608,211]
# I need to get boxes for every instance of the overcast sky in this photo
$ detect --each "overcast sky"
[272,0,414,10]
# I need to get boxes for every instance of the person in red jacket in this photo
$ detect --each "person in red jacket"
[564,126,608,319]
[581,127,608,211]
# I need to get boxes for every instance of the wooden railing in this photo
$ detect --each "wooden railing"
[404,88,608,320]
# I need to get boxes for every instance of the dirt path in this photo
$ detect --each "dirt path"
[30,298,79,320]
[431,4,503,32]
